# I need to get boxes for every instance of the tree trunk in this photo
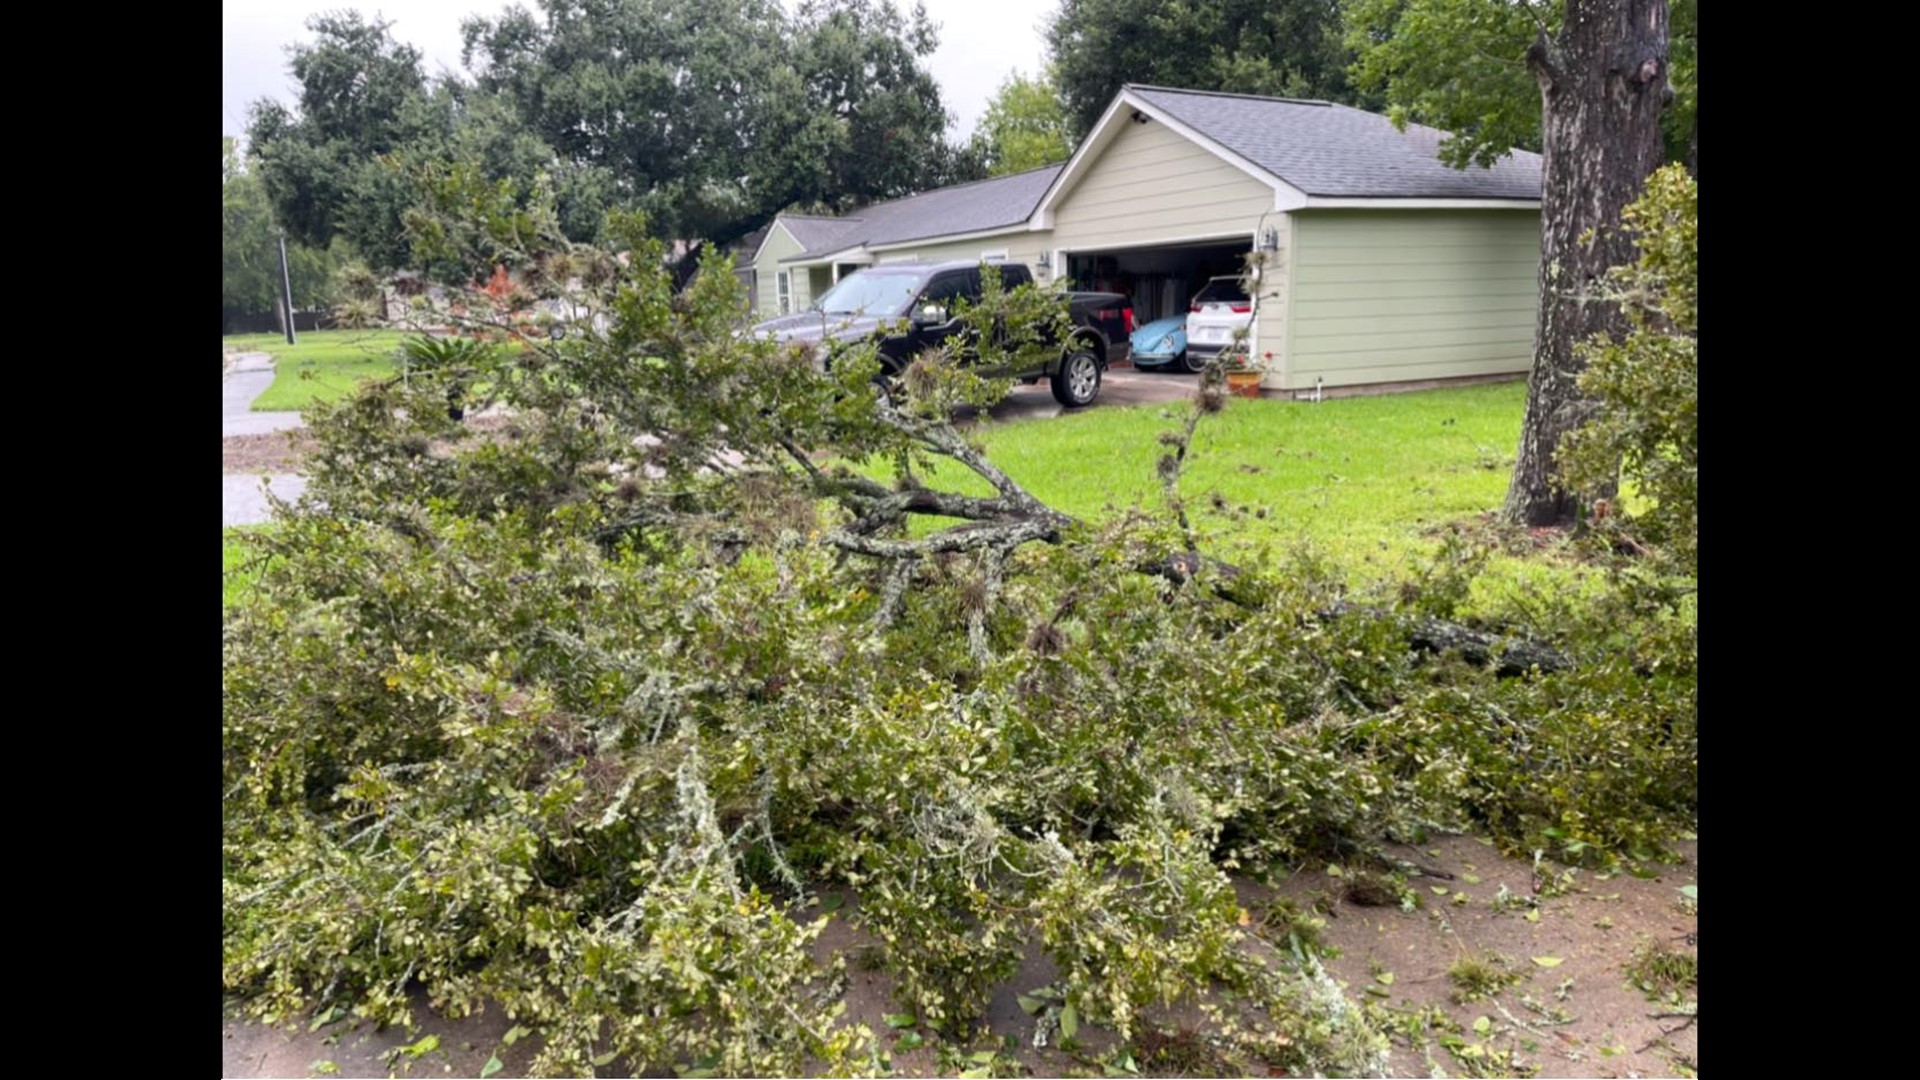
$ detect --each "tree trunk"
[1503,0,1670,527]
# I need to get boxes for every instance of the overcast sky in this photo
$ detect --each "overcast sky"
[223,0,1052,142]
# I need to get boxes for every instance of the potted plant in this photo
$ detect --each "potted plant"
[1222,343,1264,399]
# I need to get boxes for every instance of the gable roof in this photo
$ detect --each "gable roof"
[1125,86,1541,201]
[778,165,1063,263]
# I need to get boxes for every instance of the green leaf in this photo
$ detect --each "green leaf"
[1678,885,1697,900]
[820,893,844,913]
[960,1070,990,1079]
[309,1005,343,1032]
[480,1054,504,1078]
[1462,873,1482,884]
[1017,995,1044,1015]
[1060,1002,1080,1039]
[502,1026,531,1047]
[309,1062,340,1077]
[1429,885,1449,895]
[1375,971,1395,985]
[970,1051,997,1064]
[1524,908,1540,923]
[1531,956,1564,968]
[402,1034,440,1058]
[1473,1016,1491,1035]
[591,1051,617,1067]
[884,1013,917,1029]
[895,1031,924,1050]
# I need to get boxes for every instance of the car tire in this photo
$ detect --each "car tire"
[1180,349,1206,374]
[871,372,899,410]
[1051,347,1102,408]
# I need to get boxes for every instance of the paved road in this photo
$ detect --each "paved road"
[223,353,307,526]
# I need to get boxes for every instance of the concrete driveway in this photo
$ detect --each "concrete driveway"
[223,353,307,526]
[969,365,1196,423]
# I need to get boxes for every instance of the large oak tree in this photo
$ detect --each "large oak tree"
[1349,0,1687,527]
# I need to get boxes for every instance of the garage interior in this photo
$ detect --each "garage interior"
[1064,239,1251,324]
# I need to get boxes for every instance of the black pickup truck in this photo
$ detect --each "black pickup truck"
[749,260,1134,408]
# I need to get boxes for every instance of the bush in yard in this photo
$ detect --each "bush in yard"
[1561,164,1699,581]
[223,172,1694,1075]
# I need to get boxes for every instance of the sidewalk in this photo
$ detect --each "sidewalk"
[223,353,308,526]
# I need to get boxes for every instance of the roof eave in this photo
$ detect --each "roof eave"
[1299,196,1542,210]
[780,245,874,266]
[1031,87,1311,227]
[749,219,800,267]
[864,222,1033,252]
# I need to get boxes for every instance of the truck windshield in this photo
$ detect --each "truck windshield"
[811,269,925,316]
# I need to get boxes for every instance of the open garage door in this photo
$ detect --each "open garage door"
[1064,239,1250,324]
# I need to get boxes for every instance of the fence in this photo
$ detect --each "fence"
[222,309,334,336]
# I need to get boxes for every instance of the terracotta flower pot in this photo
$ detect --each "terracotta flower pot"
[1225,370,1263,399]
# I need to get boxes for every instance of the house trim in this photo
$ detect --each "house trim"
[1300,197,1543,210]
[865,223,1032,254]
[1032,88,1308,228]
[751,219,801,267]
[780,245,875,267]
[1033,87,1546,224]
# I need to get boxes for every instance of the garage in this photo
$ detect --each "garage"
[759,83,1542,396]
[1065,239,1247,324]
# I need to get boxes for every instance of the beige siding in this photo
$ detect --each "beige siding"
[1048,119,1273,252]
[752,222,811,318]
[1282,210,1539,390]
[872,233,1053,282]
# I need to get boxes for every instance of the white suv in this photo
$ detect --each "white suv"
[1182,276,1253,371]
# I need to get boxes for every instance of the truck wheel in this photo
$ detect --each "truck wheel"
[1051,348,1102,408]
[871,372,898,410]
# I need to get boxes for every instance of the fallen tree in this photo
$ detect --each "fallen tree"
[224,181,1689,1076]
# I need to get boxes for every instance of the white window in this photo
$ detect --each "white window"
[980,249,1009,263]
[776,271,792,314]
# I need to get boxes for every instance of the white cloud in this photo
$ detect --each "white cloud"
[222,0,1051,140]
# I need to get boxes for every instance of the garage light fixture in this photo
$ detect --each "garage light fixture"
[1036,250,1051,270]
[1258,226,1280,253]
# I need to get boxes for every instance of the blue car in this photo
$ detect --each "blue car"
[1129,315,1192,372]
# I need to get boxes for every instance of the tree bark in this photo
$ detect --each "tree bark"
[1503,0,1670,527]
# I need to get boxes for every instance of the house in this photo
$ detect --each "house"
[750,84,1543,396]
[748,164,1063,318]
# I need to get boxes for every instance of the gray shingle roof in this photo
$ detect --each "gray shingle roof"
[777,215,866,255]
[1127,85,1541,201]
[780,165,1063,261]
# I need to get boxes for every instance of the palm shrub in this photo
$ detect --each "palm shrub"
[396,333,504,420]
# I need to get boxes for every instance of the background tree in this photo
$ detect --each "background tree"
[222,137,339,325]
[969,69,1075,175]
[1047,0,1363,139]
[245,12,447,271]
[1346,0,1682,527]
[462,0,966,251]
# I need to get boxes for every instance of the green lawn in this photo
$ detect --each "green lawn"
[224,330,407,412]
[903,381,1536,576]
[222,381,1588,605]
[224,528,278,609]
